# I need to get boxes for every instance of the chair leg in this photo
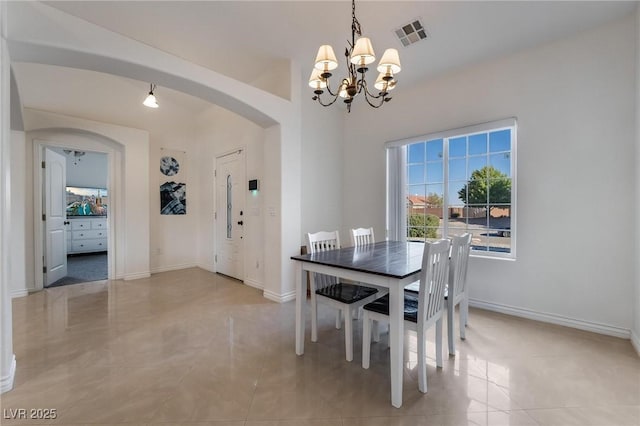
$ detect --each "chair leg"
[460,297,468,340]
[336,310,342,330]
[436,318,443,368]
[372,320,380,343]
[447,301,455,356]
[362,312,372,369]
[310,293,318,343]
[344,307,354,362]
[417,326,427,393]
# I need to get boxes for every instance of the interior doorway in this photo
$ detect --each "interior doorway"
[41,146,110,288]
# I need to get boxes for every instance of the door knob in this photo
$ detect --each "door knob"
[237,220,244,225]
[64,221,70,225]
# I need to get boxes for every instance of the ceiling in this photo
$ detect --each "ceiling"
[13,1,637,127]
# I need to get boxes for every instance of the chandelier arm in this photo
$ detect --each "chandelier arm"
[315,92,341,107]
[323,78,342,97]
[361,81,389,108]
[360,78,386,100]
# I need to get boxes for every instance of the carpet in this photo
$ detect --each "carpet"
[49,252,108,288]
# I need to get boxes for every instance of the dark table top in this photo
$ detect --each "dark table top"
[291,240,426,279]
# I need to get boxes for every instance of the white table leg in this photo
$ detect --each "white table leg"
[295,263,305,355]
[388,282,404,408]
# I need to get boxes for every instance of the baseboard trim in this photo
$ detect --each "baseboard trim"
[244,278,263,290]
[631,330,640,356]
[150,263,197,274]
[0,355,16,394]
[123,271,151,281]
[11,289,28,298]
[263,288,296,303]
[470,299,631,339]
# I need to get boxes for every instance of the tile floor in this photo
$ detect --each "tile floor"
[3,268,639,425]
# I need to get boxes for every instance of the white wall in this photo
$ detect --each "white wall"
[344,15,637,336]
[300,83,345,244]
[9,130,26,298]
[194,105,265,288]
[147,110,200,274]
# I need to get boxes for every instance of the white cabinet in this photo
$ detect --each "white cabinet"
[66,217,108,254]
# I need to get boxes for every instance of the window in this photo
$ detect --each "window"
[387,118,516,258]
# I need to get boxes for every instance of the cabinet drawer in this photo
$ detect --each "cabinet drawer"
[70,220,92,230]
[91,219,107,230]
[71,239,107,252]
[72,229,107,240]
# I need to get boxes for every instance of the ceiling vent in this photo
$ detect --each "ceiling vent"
[395,19,428,47]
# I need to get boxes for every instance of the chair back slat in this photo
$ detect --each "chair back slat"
[307,231,341,290]
[450,233,472,298]
[417,239,451,324]
[350,227,375,246]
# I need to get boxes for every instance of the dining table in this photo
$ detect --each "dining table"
[291,240,426,408]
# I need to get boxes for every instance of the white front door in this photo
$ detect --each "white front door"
[44,148,67,286]
[215,150,246,281]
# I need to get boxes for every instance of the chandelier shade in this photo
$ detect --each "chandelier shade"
[314,45,339,71]
[350,37,376,66]
[308,69,328,90]
[377,48,402,74]
[308,0,401,113]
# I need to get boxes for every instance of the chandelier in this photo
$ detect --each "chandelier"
[308,0,401,113]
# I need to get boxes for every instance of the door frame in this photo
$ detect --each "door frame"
[33,138,118,291]
[214,147,246,281]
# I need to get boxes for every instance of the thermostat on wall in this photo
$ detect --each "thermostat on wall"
[248,179,259,191]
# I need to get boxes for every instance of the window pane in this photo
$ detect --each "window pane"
[426,161,443,183]
[490,152,511,177]
[487,178,511,205]
[407,185,425,198]
[487,233,511,253]
[408,142,425,163]
[407,187,426,216]
[449,136,466,158]
[426,184,443,203]
[468,156,487,179]
[408,164,424,184]
[426,139,443,161]
[468,133,487,155]
[448,181,467,206]
[449,158,466,181]
[425,226,443,242]
[490,129,511,152]
[448,226,468,237]
[489,206,511,236]
[467,205,489,230]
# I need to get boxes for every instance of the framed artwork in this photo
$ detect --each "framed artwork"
[160,148,186,215]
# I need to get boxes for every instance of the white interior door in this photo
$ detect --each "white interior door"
[44,148,67,286]
[215,150,245,281]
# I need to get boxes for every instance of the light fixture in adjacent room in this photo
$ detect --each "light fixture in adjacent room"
[143,83,159,108]
[309,0,401,113]
[63,149,86,166]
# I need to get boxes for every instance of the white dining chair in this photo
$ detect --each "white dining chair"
[307,230,381,362]
[446,232,472,355]
[350,227,375,246]
[362,238,451,393]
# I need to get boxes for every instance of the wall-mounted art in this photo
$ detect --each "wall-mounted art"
[159,148,186,215]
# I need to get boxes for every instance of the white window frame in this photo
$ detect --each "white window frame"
[386,118,517,259]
